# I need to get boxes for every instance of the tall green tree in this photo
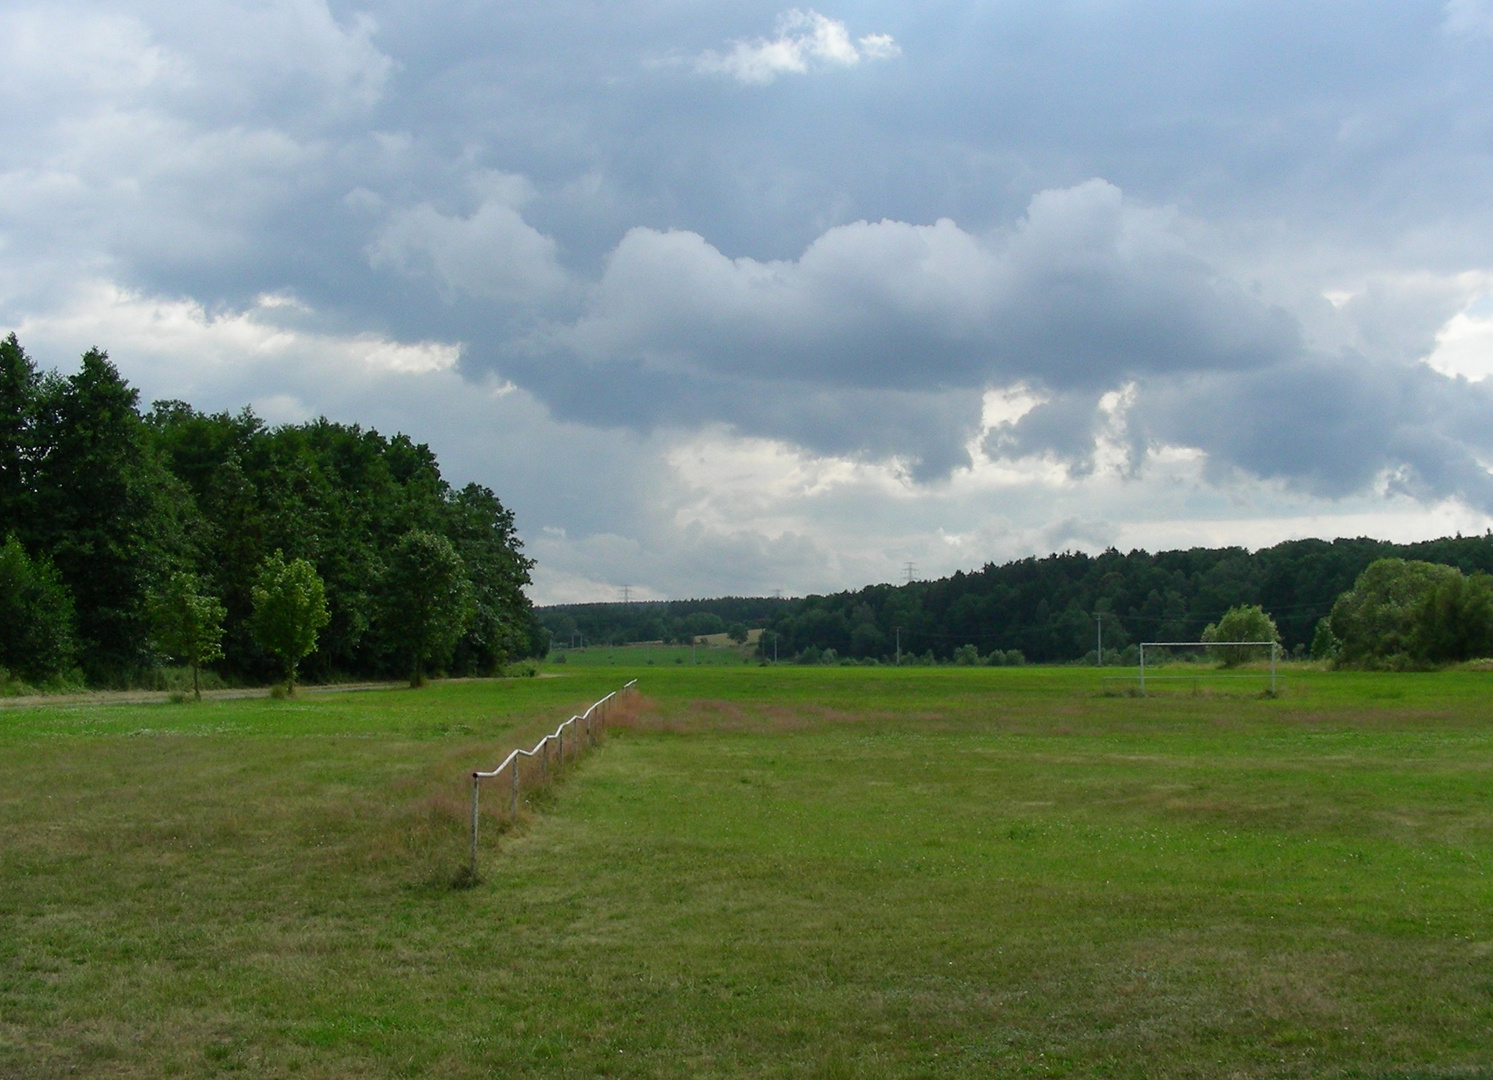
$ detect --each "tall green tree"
[147,571,226,701]
[381,530,475,686]
[31,349,192,678]
[251,551,329,694]
[0,333,40,528]
[1410,569,1493,664]
[0,535,76,684]
[442,484,539,672]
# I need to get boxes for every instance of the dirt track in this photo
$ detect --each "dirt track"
[0,681,406,710]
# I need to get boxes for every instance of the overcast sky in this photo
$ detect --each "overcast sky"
[7,1,1493,602]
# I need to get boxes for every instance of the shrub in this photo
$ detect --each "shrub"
[1202,604,1281,667]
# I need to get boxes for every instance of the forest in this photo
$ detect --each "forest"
[543,534,1493,666]
[0,336,545,688]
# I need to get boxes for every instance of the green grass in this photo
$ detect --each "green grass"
[552,643,756,666]
[3,665,1493,1077]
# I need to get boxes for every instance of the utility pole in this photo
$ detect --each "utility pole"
[1093,612,1107,666]
[895,626,902,666]
[903,561,917,585]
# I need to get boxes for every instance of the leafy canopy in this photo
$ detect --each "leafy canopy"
[251,551,330,690]
[1201,604,1280,666]
[381,529,475,686]
[147,571,226,700]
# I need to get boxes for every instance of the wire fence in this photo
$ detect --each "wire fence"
[468,679,639,877]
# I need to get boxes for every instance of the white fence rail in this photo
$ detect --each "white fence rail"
[469,679,639,876]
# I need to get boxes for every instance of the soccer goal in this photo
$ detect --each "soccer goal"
[1132,640,1281,697]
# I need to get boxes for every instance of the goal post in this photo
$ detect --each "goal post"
[1138,640,1279,696]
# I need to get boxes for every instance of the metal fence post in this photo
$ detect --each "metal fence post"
[469,774,480,878]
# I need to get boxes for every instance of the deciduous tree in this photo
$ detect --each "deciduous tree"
[1201,604,1280,666]
[381,529,474,687]
[251,551,329,694]
[147,571,226,701]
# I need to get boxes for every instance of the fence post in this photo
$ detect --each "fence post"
[1140,644,1146,696]
[540,736,548,779]
[510,756,520,819]
[1271,642,1277,695]
[469,774,480,879]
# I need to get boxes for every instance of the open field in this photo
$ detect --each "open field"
[552,642,757,666]
[3,665,1493,1077]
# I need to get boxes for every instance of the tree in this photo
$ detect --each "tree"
[1309,617,1339,661]
[0,334,40,528]
[441,483,539,674]
[381,530,475,687]
[727,622,749,645]
[147,571,226,701]
[1409,569,1493,664]
[1201,604,1280,666]
[0,535,76,684]
[30,349,193,679]
[251,551,329,694]
[1329,558,1460,667]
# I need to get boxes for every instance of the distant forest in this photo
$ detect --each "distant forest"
[540,534,1493,664]
[0,336,544,687]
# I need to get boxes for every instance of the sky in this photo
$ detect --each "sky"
[6,0,1493,603]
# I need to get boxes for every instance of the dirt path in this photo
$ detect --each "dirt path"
[0,681,405,710]
[0,673,566,711]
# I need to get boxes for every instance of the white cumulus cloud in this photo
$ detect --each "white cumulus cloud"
[693,9,900,85]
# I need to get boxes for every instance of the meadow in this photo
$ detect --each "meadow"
[2,661,1492,1078]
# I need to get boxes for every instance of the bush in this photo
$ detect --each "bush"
[952,644,981,666]
[0,536,77,684]
[1202,604,1281,666]
[1327,558,1493,667]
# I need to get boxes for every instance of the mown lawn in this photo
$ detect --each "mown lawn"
[2,665,1492,1077]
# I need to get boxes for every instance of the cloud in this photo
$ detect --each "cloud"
[506,180,1294,478]
[1443,0,1493,38]
[693,9,900,85]
[366,175,570,304]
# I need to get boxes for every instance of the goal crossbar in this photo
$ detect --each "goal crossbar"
[1138,641,1279,696]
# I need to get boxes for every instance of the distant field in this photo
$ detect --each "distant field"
[553,642,757,666]
[3,665,1493,1077]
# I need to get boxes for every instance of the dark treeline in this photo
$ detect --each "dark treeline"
[763,536,1493,663]
[539,534,1493,664]
[0,336,544,686]
[539,597,796,647]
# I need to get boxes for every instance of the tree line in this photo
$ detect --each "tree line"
[0,335,545,689]
[752,537,1493,666]
[539,597,796,649]
[535,534,1493,667]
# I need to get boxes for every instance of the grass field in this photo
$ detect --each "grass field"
[3,664,1493,1077]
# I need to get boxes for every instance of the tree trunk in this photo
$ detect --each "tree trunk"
[192,659,200,702]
